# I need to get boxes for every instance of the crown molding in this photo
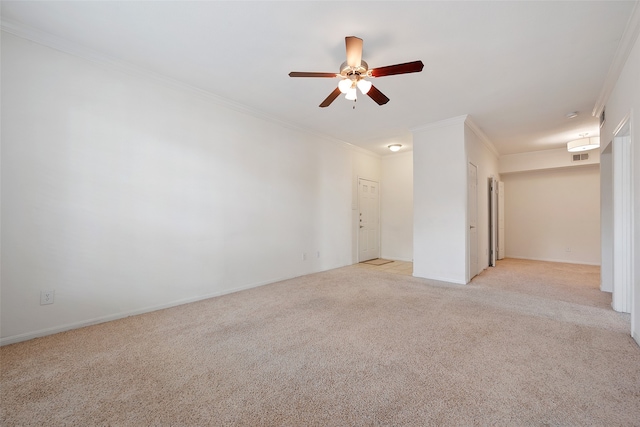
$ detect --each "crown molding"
[383,150,413,159]
[592,1,640,117]
[410,114,500,157]
[410,115,468,133]
[464,116,500,158]
[1,19,371,156]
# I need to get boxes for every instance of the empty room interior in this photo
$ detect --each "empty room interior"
[2,1,640,425]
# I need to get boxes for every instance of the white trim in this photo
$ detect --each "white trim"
[507,256,601,267]
[351,145,383,159]
[0,19,373,157]
[383,150,413,160]
[467,161,479,282]
[611,118,632,313]
[411,273,467,285]
[410,115,500,158]
[411,115,468,133]
[465,116,501,158]
[378,256,414,263]
[613,112,632,138]
[592,1,640,118]
[631,109,636,340]
[0,269,340,346]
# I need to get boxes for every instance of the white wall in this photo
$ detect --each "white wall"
[413,116,498,284]
[381,152,413,262]
[500,147,599,174]
[0,33,380,344]
[502,165,601,265]
[598,21,640,343]
[412,116,500,284]
[413,117,467,284]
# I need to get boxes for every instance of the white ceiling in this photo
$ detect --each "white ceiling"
[1,1,637,156]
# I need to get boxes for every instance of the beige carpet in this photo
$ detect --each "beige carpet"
[361,258,394,266]
[2,259,639,426]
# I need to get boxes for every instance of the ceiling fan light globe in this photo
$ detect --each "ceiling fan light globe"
[338,79,352,94]
[345,88,357,101]
[357,79,372,94]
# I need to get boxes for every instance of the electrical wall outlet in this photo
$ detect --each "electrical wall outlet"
[566,247,571,253]
[40,290,54,305]
[302,252,307,261]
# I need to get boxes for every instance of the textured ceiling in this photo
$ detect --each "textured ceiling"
[1,1,636,156]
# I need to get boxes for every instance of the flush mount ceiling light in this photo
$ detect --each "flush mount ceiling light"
[567,133,600,152]
[565,111,579,119]
[388,144,402,152]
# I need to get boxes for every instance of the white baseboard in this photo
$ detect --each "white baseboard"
[0,266,345,346]
[506,256,601,266]
[380,256,413,262]
[411,272,467,285]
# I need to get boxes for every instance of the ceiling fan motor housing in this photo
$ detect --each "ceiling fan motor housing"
[288,36,423,107]
[340,60,370,81]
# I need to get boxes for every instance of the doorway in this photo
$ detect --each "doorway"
[489,177,505,266]
[468,163,478,279]
[601,116,632,314]
[358,178,380,262]
[612,119,632,314]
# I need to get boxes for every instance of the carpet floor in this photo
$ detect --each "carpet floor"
[1,259,639,426]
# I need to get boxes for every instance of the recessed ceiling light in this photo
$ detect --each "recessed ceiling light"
[565,111,579,119]
[388,144,402,152]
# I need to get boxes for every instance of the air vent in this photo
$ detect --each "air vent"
[572,153,589,162]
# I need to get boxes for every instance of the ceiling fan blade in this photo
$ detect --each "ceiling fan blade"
[345,36,363,68]
[289,72,338,78]
[319,87,342,108]
[370,60,424,77]
[367,85,390,106]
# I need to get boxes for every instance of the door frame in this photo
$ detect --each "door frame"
[468,162,479,281]
[498,180,505,260]
[612,115,633,314]
[489,176,497,267]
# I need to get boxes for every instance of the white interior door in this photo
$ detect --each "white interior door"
[358,178,380,262]
[498,181,505,260]
[468,163,478,279]
[489,177,497,267]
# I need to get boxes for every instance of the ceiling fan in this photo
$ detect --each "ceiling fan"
[289,36,424,108]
